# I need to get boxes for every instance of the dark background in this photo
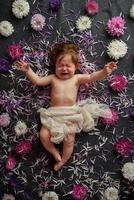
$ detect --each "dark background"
[0,0,134,200]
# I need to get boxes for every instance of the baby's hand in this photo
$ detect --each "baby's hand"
[15,60,30,72]
[103,61,117,76]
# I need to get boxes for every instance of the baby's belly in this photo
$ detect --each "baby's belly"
[50,96,76,106]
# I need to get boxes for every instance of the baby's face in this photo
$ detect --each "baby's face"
[55,54,76,80]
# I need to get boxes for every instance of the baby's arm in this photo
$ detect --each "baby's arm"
[78,61,117,84]
[16,60,53,86]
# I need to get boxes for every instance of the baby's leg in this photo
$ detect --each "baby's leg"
[40,126,61,162]
[54,133,75,171]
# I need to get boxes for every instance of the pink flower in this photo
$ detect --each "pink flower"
[115,138,133,157]
[5,155,17,170]
[72,184,87,200]
[15,140,32,156]
[101,109,119,125]
[0,113,10,127]
[31,14,45,31]
[85,0,99,16]
[109,75,127,92]
[107,16,125,37]
[8,44,23,60]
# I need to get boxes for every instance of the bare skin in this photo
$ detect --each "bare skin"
[16,54,117,171]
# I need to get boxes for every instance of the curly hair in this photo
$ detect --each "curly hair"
[48,42,80,69]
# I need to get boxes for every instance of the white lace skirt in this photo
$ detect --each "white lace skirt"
[38,99,112,144]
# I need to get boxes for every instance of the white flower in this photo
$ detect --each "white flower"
[0,21,14,37]
[129,4,134,19]
[76,16,92,32]
[103,187,119,200]
[2,193,15,200]
[14,120,28,136]
[107,39,127,60]
[12,0,30,19]
[42,191,59,200]
[122,162,134,181]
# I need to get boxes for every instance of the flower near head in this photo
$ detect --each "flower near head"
[0,58,11,72]
[5,155,17,170]
[101,109,119,126]
[109,75,127,92]
[103,187,119,200]
[15,140,32,156]
[0,113,10,128]
[14,120,28,136]
[122,162,134,181]
[129,4,134,19]
[106,16,125,37]
[8,44,23,60]
[85,0,99,16]
[72,184,87,200]
[31,14,45,31]
[115,138,133,157]
[107,39,127,60]
[49,0,61,11]
[0,21,14,37]
[42,191,59,200]
[12,0,30,19]
[2,193,15,200]
[76,16,92,32]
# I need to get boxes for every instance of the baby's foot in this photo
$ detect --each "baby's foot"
[52,152,61,162]
[54,160,64,171]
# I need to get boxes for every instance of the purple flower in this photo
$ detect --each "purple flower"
[101,109,119,126]
[8,44,23,60]
[115,138,133,157]
[31,14,45,31]
[0,58,11,72]
[15,140,32,156]
[72,184,87,200]
[107,16,125,37]
[0,113,10,127]
[49,0,61,11]
[5,155,17,170]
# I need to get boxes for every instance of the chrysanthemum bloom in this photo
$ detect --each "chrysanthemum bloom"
[103,187,119,200]
[5,155,17,170]
[107,16,125,37]
[12,0,30,19]
[85,0,99,16]
[42,191,59,200]
[0,113,10,127]
[115,138,133,157]
[14,120,27,136]
[109,75,127,92]
[49,0,61,11]
[0,21,14,37]
[0,58,11,72]
[72,184,87,200]
[31,14,45,31]
[8,44,23,60]
[15,140,32,156]
[107,39,127,60]
[2,193,15,200]
[76,16,92,32]
[122,162,134,181]
[101,109,118,126]
[129,4,134,19]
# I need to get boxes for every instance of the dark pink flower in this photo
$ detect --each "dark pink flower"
[72,184,87,200]
[15,140,32,156]
[107,16,125,37]
[115,138,133,157]
[5,155,17,170]
[101,109,119,125]
[8,44,23,60]
[85,0,99,16]
[109,75,127,92]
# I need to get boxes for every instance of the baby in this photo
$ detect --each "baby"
[16,43,117,171]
